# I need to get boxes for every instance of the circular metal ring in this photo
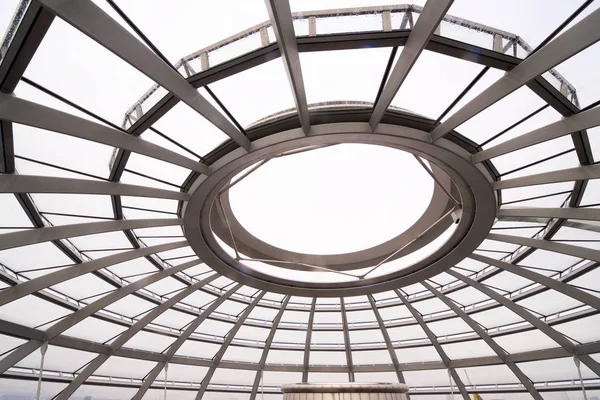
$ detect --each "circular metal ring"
[210,152,455,272]
[183,122,496,297]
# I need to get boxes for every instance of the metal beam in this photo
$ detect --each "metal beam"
[469,253,600,311]
[370,0,453,129]
[431,7,600,141]
[0,240,187,308]
[340,297,355,382]
[0,258,201,375]
[302,298,316,382]
[494,164,600,190]
[54,272,219,400]
[37,0,250,150]
[421,281,543,400]
[0,174,189,200]
[474,105,600,163]
[0,93,209,175]
[367,295,409,387]
[395,289,470,400]
[0,218,181,251]
[132,284,242,400]
[497,207,600,222]
[250,295,290,400]
[447,269,600,376]
[195,291,266,400]
[2,316,600,374]
[265,0,310,134]
[488,232,600,263]
[0,120,14,173]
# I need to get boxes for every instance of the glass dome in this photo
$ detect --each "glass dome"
[0,0,599,399]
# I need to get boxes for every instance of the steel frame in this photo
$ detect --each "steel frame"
[0,1,598,394]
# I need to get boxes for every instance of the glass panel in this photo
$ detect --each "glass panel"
[445,0,587,56]
[175,340,220,359]
[392,51,485,120]
[462,364,519,384]
[263,371,304,386]
[395,346,442,363]
[0,379,66,399]
[31,194,114,219]
[209,58,295,128]
[307,372,349,383]
[156,363,208,383]
[301,48,389,105]
[211,368,257,385]
[517,357,597,381]
[17,345,96,373]
[554,314,600,344]
[24,18,154,127]
[123,330,176,352]
[427,317,473,337]
[0,295,71,328]
[351,349,391,365]
[494,330,560,353]
[113,0,269,65]
[404,369,452,387]
[266,349,303,365]
[547,42,600,108]
[516,290,583,316]
[221,346,263,363]
[63,317,128,343]
[309,351,347,365]
[150,101,229,158]
[470,307,524,328]
[355,371,400,383]
[441,339,496,359]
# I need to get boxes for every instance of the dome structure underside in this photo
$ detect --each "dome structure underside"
[0,0,599,400]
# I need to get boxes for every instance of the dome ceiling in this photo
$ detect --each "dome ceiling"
[0,0,599,399]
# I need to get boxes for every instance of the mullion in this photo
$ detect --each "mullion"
[123,168,182,189]
[16,155,109,181]
[499,148,575,177]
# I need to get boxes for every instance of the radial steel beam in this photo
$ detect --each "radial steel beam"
[395,289,470,400]
[0,218,181,251]
[447,269,600,376]
[370,0,453,129]
[54,272,220,400]
[0,93,209,174]
[0,174,189,200]
[250,295,290,400]
[37,0,250,150]
[367,295,409,388]
[469,253,600,311]
[474,105,600,163]
[0,240,187,308]
[132,284,242,400]
[497,207,600,222]
[195,291,266,400]
[431,7,600,141]
[340,297,355,382]
[0,258,202,375]
[265,0,310,134]
[494,164,600,190]
[421,281,543,400]
[488,232,600,263]
[302,298,316,382]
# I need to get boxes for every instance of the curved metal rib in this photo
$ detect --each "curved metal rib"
[249,295,290,400]
[395,289,470,400]
[0,174,189,200]
[37,0,249,150]
[431,7,600,141]
[447,269,600,376]
[132,283,242,400]
[421,281,543,400]
[0,240,188,308]
[0,93,209,174]
[0,218,181,251]
[54,272,219,400]
[0,258,202,375]
[195,291,266,400]
[469,253,600,311]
